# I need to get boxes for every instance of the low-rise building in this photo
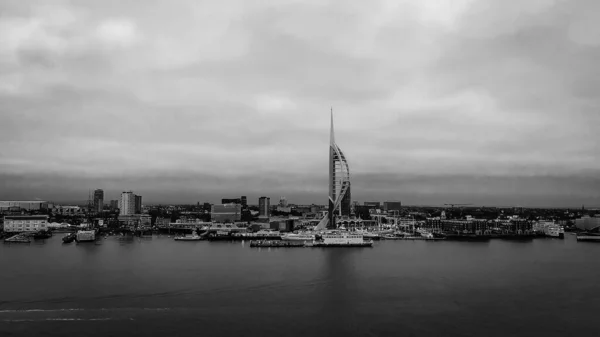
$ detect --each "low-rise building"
[211,204,242,223]
[3,215,49,233]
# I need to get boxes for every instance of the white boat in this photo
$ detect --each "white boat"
[534,221,565,239]
[281,232,315,241]
[416,228,434,239]
[544,224,564,238]
[309,230,372,247]
[76,230,96,243]
[174,233,203,241]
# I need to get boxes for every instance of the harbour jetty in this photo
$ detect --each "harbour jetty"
[4,233,31,244]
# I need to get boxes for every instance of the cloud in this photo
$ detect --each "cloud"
[0,0,598,206]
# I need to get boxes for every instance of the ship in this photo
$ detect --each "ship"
[62,233,76,244]
[281,232,315,242]
[76,229,96,243]
[576,226,600,242]
[533,221,565,239]
[250,240,305,248]
[174,233,204,241]
[307,231,373,247]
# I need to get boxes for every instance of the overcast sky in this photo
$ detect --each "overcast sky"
[1,0,599,207]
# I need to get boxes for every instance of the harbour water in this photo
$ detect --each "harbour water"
[1,235,599,336]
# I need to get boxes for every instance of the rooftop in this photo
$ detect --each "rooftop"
[4,215,49,220]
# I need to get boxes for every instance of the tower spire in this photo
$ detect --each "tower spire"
[330,107,335,145]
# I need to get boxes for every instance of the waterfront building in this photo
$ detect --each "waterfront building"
[211,204,242,223]
[118,214,151,228]
[327,111,351,228]
[3,215,48,233]
[259,197,270,218]
[93,189,104,212]
[120,191,141,216]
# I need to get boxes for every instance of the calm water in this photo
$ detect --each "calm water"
[0,235,598,336]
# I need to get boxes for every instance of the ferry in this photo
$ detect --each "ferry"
[534,221,565,239]
[281,232,315,242]
[76,230,96,243]
[308,231,373,247]
[238,230,282,240]
[174,233,203,241]
[576,226,600,242]
[544,224,565,239]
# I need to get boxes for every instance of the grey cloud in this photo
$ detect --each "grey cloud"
[0,0,599,206]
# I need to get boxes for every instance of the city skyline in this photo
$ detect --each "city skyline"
[1,0,600,207]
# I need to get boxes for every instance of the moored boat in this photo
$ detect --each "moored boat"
[281,232,315,242]
[174,233,203,241]
[62,233,76,244]
[76,230,96,243]
[308,231,373,247]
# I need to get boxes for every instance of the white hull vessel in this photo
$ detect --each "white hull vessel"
[76,230,96,243]
[174,234,203,241]
[309,231,372,247]
[281,232,315,242]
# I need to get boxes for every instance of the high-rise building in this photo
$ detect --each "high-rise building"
[259,197,270,218]
[93,189,104,213]
[241,196,247,208]
[135,195,142,214]
[120,191,140,216]
[110,200,119,210]
[327,111,351,228]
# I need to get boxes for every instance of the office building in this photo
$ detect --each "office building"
[135,195,142,214]
[110,200,119,210]
[93,189,104,212]
[241,196,247,208]
[364,201,381,208]
[3,215,48,233]
[222,198,242,205]
[211,204,242,223]
[259,197,270,218]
